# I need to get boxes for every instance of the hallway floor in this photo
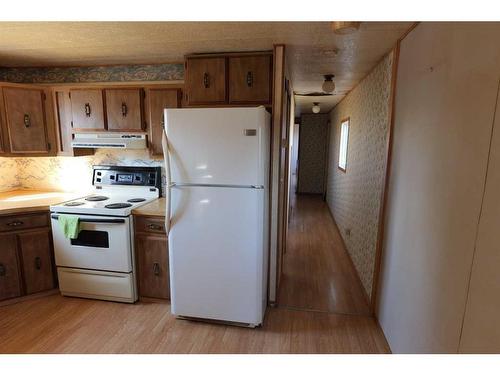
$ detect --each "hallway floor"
[278,189,371,316]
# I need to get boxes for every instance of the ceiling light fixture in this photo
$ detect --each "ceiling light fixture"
[332,21,361,35]
[312,102,321,114]
[322,74,335,93]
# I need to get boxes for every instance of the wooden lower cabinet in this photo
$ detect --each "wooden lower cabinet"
[18,230,55,294]
[0,212,56,302]
[0,234,23,301]
[134,215,169,300]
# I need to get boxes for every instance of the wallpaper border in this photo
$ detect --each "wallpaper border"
[0,63,184,84]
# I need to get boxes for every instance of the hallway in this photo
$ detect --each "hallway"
[278,191,371,316]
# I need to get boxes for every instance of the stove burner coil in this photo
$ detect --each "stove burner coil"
[85,195,109,202]
[127,198,146,203]
[104,203,133,209]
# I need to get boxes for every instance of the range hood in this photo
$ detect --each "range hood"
[71,133,147,149]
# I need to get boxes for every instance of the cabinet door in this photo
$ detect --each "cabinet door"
[147,88,181,155]
[229,55,272,104]
[185,57,226,105]
[136,233,169,299]
[0,234,22,301]
[70,89,105,131]
[105,89,143,131]
[18,230,55,295]
[3,87,49,153]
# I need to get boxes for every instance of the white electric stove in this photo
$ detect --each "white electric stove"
[50,165,162,303]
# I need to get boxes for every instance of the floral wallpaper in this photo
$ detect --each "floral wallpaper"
[1,150,165,195]
[326,51,394,298]
[0,63,184,84]
[297,114,329,194]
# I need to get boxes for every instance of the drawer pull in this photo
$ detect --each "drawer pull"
[85,103,91,117]
[35,257,42,270]
[0,263,5,276]
[6,220,24,227]
[121,102,128,117]
[153,262,160,276]
[148,223,163,231]
[203,72,210,88]
[246,71,254,87]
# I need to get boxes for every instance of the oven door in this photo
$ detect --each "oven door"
[51,214,133,273]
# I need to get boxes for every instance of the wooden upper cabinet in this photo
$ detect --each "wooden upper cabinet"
[105,89,144,132]
[185,57,226,105]
[70,89,105,131]
[2,87,49,153]
[54,90,93,157]
[229,55,272,104]
[146,88,181,156]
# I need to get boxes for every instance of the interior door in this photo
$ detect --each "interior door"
[105,89,143,131]
[169,185,265,324]
[147,88,181,156]
[3,87,49,153]
[70,89,106,131]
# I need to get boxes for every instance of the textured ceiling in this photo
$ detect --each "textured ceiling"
[0,21,412,114]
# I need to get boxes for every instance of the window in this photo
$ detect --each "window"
[338,118,350,172]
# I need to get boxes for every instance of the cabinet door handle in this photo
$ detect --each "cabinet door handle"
[0,263,5,277]
[153,262,160,276]
[34,257,42,270]
[246,71,254,87]
[203,72,210,88]
[148,223,163,231]
[121,102,128,117]
[6,220,24,227]
[85,103,91,117]
[24,114,31,128]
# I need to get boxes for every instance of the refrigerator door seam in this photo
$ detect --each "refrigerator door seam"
[171,183,264,189]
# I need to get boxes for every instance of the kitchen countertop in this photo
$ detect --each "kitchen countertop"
[0,190,85,215]
[132,198,166,217]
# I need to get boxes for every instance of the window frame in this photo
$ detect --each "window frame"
[338,117,350,172]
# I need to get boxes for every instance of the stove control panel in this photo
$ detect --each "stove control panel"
[93,166,162,190]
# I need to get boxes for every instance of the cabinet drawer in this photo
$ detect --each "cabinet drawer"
[0,234,22,301]
[0,213,49,233]
[136,233,169,299]
[135,216,166,234]
[19,229,55,294]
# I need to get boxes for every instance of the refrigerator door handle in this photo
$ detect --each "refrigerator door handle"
[162,124,172,236]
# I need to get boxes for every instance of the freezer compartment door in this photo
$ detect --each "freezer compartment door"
[169,185,267,325]
[165,107,270,186]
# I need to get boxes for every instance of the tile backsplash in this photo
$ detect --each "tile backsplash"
[1,150,165,195]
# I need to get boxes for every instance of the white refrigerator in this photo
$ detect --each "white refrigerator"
[162,107,270,327]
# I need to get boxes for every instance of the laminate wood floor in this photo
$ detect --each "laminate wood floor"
[0,295,389,353]
[278,191,371,315]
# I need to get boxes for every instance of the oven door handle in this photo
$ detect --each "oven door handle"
[51,215,126,224]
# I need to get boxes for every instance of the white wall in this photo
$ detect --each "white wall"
[459,81,500,353]
[377,23,500,353]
